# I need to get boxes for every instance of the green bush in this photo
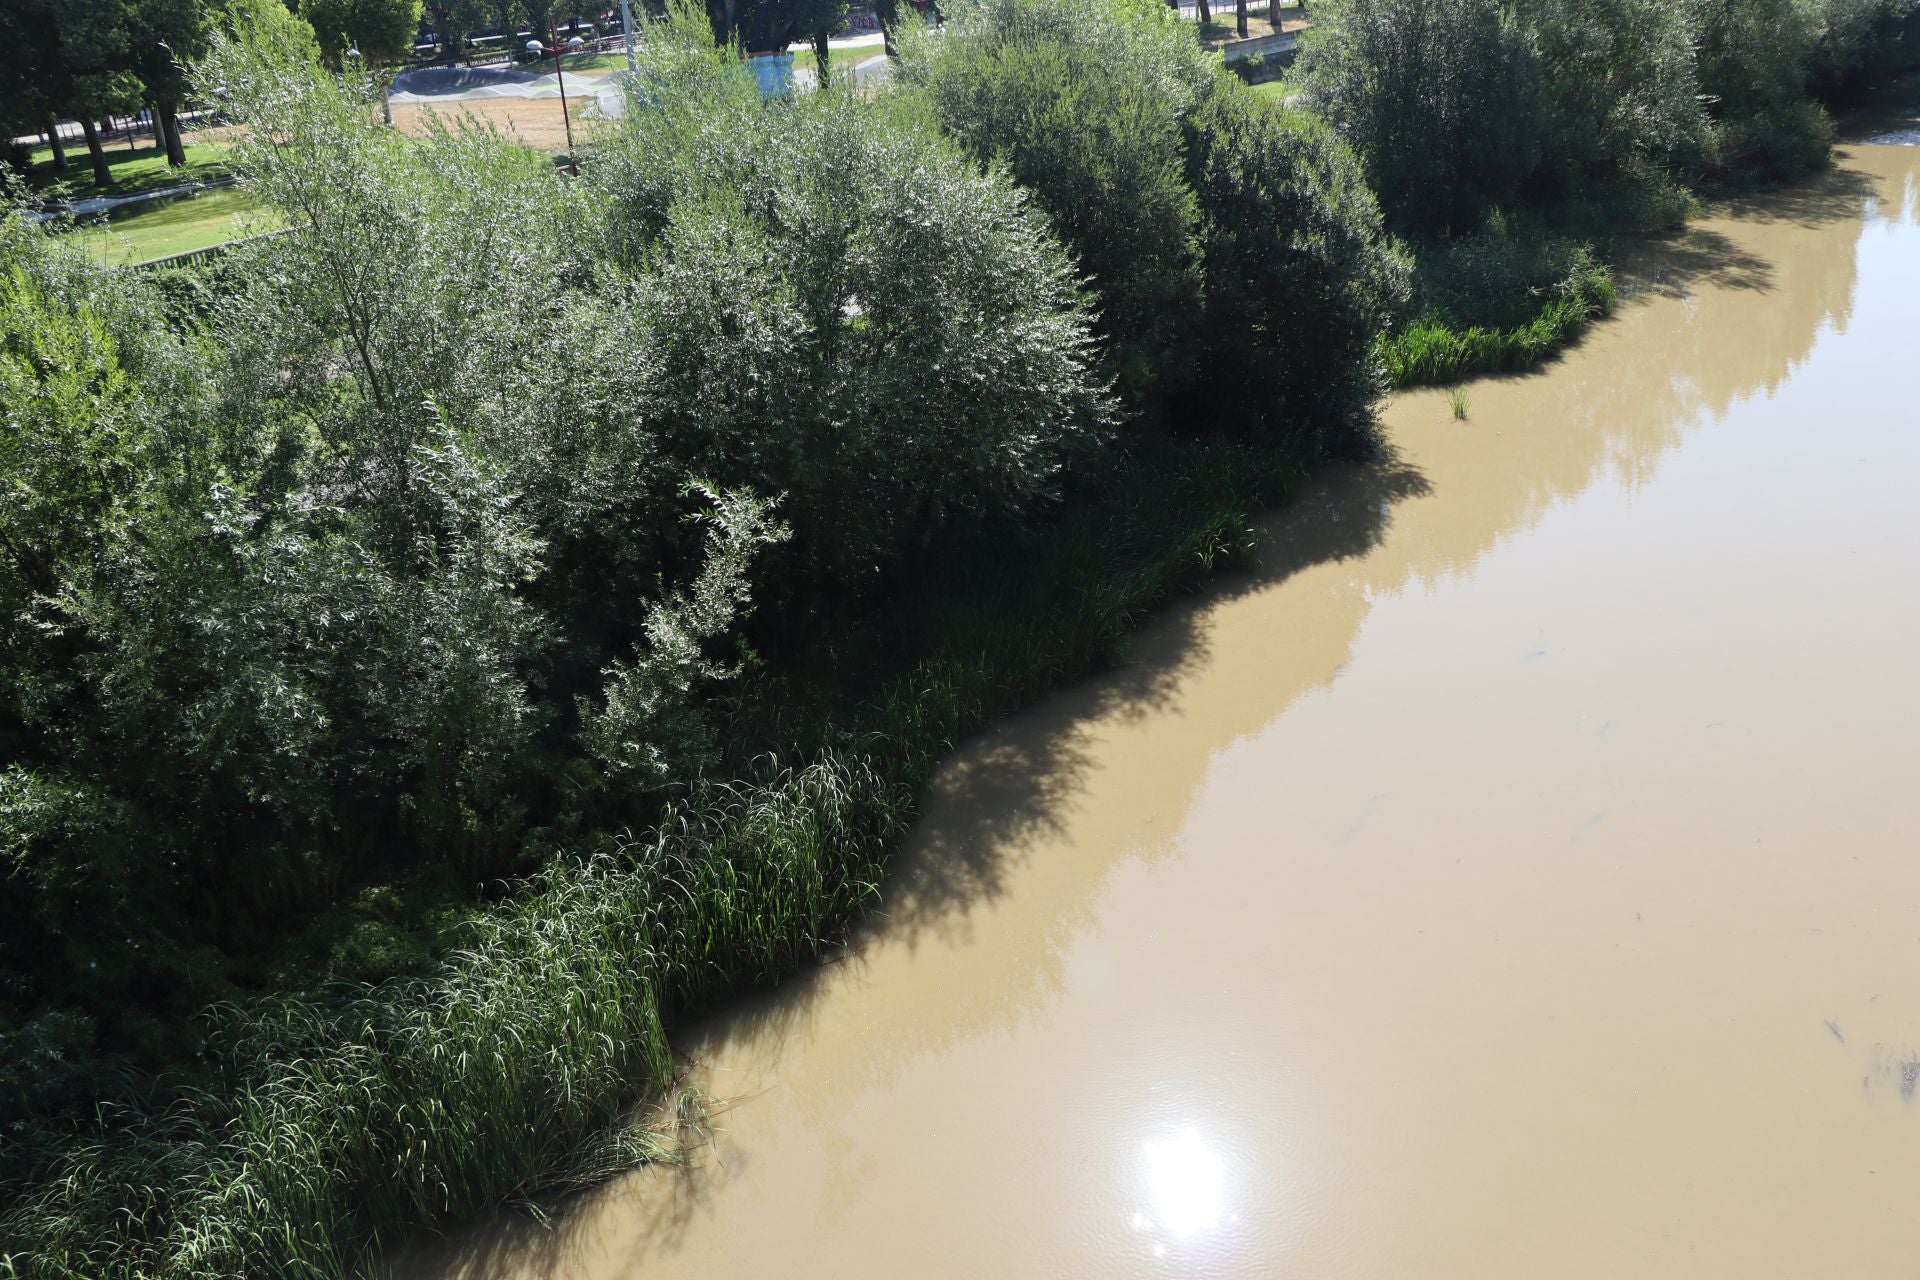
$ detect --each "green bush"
[1179,81,1409,451]
[0,0,1112,1199]
[900,0,1407,446]
[1802,0,1920,98]
[1377,244,1616,386]
[1515,0,1705,196]
[1704,99,1837,185]
[1401,213,1592,329]
[1682,0,1840,186]
[4,753,901,1280]
[1,424,1297,1280]
[896,0,1211,409]
[1294,0,1544,236]
[597,5,1115,590]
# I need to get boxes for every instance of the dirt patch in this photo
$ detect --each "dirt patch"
[387,95,609,151]
[1190,10,1312,44]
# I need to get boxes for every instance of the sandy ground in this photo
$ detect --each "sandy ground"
[387,94,611,150]
[1194,11,1312,42]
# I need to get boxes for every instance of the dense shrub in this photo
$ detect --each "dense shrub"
[1299,0,1705,213]
[594,7,1114,589]
[1692,0,1814,118]
[1517,0,1705,192]
[1400,214,1593,329]
[1682,0,1840,185]
[10,0,1912,1269]
[0,0,1110,1197]
[1178,82,1409,450]
[1802,0,1920,97]
[896,0,1210,407]
[1703,99,1837,185]
[1294,0,1543,236]
[4,753,904,1280]
[900,0,1406,447]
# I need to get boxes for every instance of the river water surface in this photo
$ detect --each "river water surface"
[427,139,1920,1278]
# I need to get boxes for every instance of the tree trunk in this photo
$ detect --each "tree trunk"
[148,102,163,148]
[44,118,68,169]
[1236,0,1247,38]
[157,101,187,167]
[1196,0,1211,26]
[80,117,111,186]
[1268,0,1279,27]
[875,0,898,58]
[812,30,830,79]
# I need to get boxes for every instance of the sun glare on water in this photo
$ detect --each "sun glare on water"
[1138,1127,1228,1244]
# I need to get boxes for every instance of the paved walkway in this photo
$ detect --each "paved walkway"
[26,175,234,222]
[793,52,892,90]
[391,65,626,105]
[390,46,893,111]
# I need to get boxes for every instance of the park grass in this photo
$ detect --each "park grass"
[67,187,275,265]
[24,141,232,199]
[784,45,886,75]
[554,50,631,73]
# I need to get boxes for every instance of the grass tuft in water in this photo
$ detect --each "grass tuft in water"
[1448,387,1470,420]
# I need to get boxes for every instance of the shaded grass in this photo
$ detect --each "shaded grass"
[785,45,886,75]
[556,51,631,73]
[23,142,232,200]
[65,187,275,265]
[0,436,1300,1279]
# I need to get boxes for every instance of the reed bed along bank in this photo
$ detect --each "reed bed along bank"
[1377,245,1619,388]
[1,437,1291,1280]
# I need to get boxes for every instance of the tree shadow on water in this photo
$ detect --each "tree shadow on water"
[1625,161,1882,302]
[868,449,1433,950]
[1728,161,1880,229]
[1625,226,1777,300]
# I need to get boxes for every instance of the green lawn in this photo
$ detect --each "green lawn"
[1250,78,1298,101]
[786,45,885,75]
[25,140,232,199]
[502,50,629,74]
[557,51,629,73]
[66,187,276,265]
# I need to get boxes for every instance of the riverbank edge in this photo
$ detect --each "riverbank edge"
[1374,74,1920,393]
[0,430,1306,1278]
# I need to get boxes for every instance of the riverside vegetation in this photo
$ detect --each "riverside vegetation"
[2,0,1915,1274]
[1300,0,1920,384]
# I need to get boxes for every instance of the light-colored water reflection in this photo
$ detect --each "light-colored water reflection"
[404,141,1920,1280]
[1141,1127,1227,1240]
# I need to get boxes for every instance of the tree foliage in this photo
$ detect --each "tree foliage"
[597,3,1114,584]
[899,0,1405,445]
[1294,0,1542,235]
[0,2,1112,1186]
[898,0,1209,408]
[297,0,424,63]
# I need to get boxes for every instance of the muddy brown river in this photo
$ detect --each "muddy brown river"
[421,138,1920,1278]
